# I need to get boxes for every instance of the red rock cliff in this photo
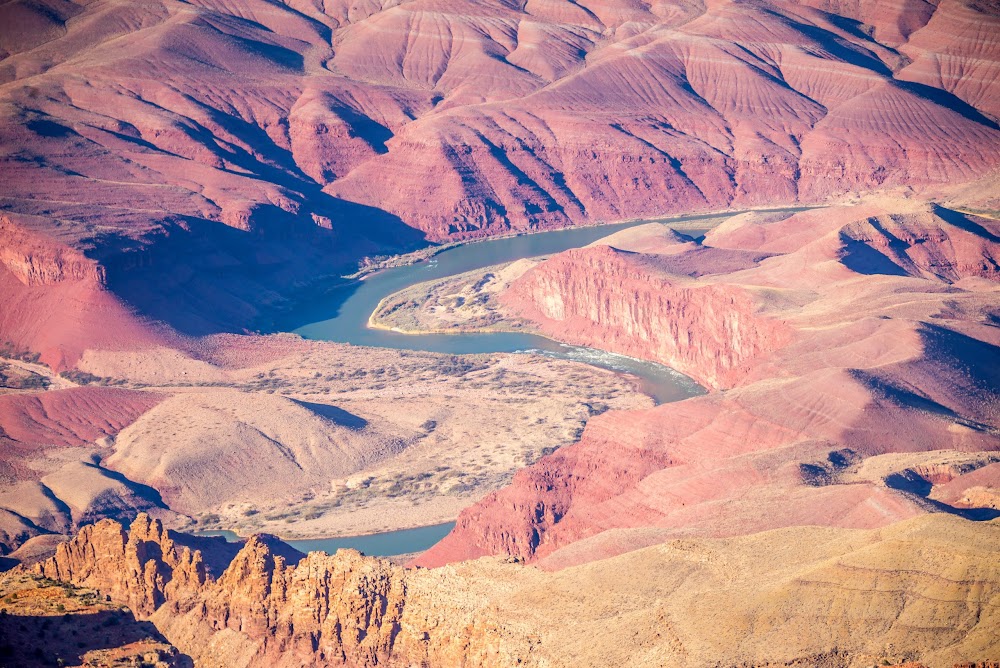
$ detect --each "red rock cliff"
[418,205,1000,568]
[502,244,792,389]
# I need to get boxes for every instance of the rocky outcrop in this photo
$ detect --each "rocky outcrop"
[157,542,410,666]
[418,204,1000,568]
[502,244,791,389]
[35,514,207,615]
[28,514,440,666]
[20,513,1000,667]
[0,214,168,369]
[0,215,105,287]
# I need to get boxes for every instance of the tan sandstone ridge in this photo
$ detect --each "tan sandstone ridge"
[1,1,999,663]
[416,202,1000,568]
[15,512,1000,666]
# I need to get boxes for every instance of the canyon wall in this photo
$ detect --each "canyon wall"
[418,203,1000,568]
[1,0,1000,354]
[502,244,792,389]
[21,512,1000,667]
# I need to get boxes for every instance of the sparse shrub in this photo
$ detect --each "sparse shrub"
[59,370,103,385]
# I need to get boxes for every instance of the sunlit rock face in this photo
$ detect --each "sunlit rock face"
[23,511,1000,666]
[418,204,1000,568]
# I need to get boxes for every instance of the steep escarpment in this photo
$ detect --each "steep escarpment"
[0,214,167,369]
[18,513,1000,667]
[502,244,791,389]
[0,214,105,286]
[419,203,1000,568]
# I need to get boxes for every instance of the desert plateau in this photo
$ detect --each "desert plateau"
[1,0,999,665]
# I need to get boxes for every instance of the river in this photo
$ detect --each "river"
[197,522,456,557]
[286,209,766,403]
[263,207,807,555]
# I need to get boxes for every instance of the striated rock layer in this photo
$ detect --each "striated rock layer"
[21,512,1000,667]
[2,0,1000,353]
[419,202,1000,568]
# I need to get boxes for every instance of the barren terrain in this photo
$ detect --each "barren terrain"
[419,200,1000,568]
[2,0,1000,359]
[1,0,1000,664]
[0,334,647,550]
[13,511,1000,667]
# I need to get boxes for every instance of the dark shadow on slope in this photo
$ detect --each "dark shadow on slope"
[251,534,306,565]
[893,80,1000,130]
[480,136,564,215]
[884,470,933,497]
[292,399,369,430]
[931,204,1000,243]
[25,118,76,138]
[773,14,893,75]
[87,81,428,336]
[0,609,193,667]
[167,532,243,577]
[884,471,1000,521]
[918,323,1000,392]
[82,461,167,511]
[37,483,74,534]
[337,105,393,154]
[850,364,998,434]
[851,369,960,418]
[191,17,306,72]
[838,235,909,276]
[100,195,428,337]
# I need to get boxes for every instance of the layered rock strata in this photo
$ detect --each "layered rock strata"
[20,512,1000,666]
[420,203,1000,567]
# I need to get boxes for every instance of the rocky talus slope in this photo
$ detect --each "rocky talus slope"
[419,202,1000,567]
[17,512,1000,667]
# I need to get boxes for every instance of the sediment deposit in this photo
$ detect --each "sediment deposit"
[2,0,1000,664]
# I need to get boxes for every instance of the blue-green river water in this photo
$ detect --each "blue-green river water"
[245,207,807,555]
